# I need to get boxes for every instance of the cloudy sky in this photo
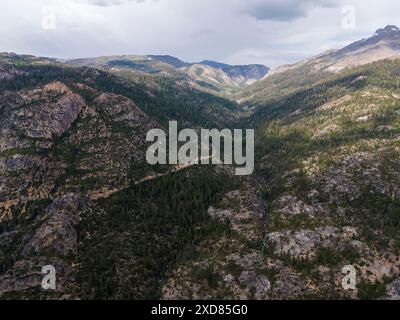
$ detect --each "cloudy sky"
[1,0,399,67]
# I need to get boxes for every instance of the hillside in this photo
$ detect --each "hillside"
[0,53,242,298]
[160,59,400,300]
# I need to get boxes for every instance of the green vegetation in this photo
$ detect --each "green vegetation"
[357,279,388,300]
[1,51,400,300]
[76,166,238,299]
[191,265,223,289]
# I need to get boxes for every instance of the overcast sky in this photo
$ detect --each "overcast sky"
[1,0,399,67]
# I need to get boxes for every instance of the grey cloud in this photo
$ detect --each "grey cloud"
[245,0,340,21]
[79,0,147,6]
[0,0,398,67]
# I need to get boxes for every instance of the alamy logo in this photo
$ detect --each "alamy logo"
[41,6,57,31]
[41,265,56,290]
[146,121,254,176]
[342,5,356,30]
[341,265,357,290]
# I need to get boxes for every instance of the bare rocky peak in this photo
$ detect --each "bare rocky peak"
[374,25,400,38]
[266,25,400,77]
[333,25,400,60]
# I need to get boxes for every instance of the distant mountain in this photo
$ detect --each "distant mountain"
[238,25,400,106]
[68,55,270,94]
[200,60,269,81]
[183,60,269,89]
[147,55,189,68]
[67,55,177,74]
[270,25,400,76]
[330,25,400,68]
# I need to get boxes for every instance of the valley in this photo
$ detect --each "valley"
[1,25,400,300]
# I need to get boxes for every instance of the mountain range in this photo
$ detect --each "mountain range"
[1,26,400,300]
[68,55,270,94]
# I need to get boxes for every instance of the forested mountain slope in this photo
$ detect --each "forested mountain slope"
[160,59,400,300]
[252,59,400,299]
[0,53,241,299]
[1,26,400,300]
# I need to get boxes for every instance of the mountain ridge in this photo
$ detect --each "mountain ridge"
[268,25,400,76]
[67,54,270,94]
[237,25,400,107]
